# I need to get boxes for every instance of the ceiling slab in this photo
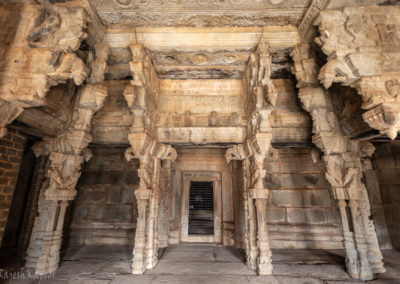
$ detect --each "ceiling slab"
[90,0,311,27]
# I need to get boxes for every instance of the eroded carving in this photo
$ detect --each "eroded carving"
[316,7,400,139]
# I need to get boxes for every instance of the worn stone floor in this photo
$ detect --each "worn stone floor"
[1,245,399,283]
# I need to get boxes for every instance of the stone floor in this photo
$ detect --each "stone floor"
[1,245,399,283]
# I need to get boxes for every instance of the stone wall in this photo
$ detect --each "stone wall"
[0,128,27,245]
[265,147,343,249]
[233,147,343,250]
[374,141,400,250]
[67,146,139,246]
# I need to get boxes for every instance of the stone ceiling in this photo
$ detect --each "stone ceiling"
[88,0,393,80]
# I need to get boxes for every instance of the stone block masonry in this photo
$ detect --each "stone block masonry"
[67,146,139,246]
[374,141,400,250]
[264,148,343,250]
[0,128,27,245]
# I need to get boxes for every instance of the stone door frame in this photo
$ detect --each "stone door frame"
[180,171,222,243]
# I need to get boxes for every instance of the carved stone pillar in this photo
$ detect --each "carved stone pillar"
[132,177,152,275]
[225,41,275,276]
[291,43,385,280]
[144,157,160,270]
[324,153,374,280]
[128,147,176,274]
[241,158,255,269]
[25,83,108,275]
[26,153,83,275]
[250,154,272,275]
[150,158,161,267]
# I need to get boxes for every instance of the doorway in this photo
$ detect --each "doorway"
[181,172,222,243]
[188,181,214,235]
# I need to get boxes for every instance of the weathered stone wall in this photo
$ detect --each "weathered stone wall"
[265,147,343,249]
[374,141,400,250]
[67,146,139,245]
[0,128,27,245]
[233,147,343,250]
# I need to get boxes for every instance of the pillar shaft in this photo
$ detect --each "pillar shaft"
[132,198,149,274]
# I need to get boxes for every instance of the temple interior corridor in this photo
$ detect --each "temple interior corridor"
[1,0,400,283]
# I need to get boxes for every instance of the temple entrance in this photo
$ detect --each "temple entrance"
[180,171,222,243]
[188,181,214,235]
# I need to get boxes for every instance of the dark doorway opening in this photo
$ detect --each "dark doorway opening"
[188,181,214,235]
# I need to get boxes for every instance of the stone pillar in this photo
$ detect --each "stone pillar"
[158,159,172,248]
[291,43,385,280]
[132,179,151,275]
[144,158,160,270]
[250,153,273,275]
[25,83,108,275]
[225,41,276,276]
[242,158,256,270]
[26,153,83,275]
